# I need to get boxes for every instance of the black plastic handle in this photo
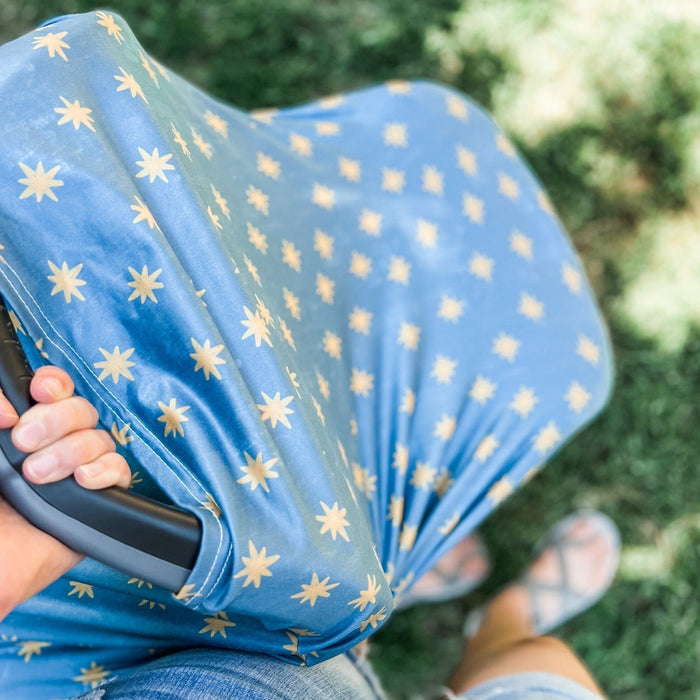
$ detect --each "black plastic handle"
[0,297,201,591]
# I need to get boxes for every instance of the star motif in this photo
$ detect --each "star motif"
[157,398,190,438]
[463,193,484,223]
[492,332,520,362]
[96,11,124,43]
[431,355,457,384]
[257,391,294,429]
[353,462,377,498]
[488,477,514,505]
[388,256,411,285]
[283,287,301,320]
[382,168,405,193]
[315,121,340,136]
[416,219,438,248]
[348,575,381,612]
[292,572,340,606]
[238,451,279,493]
[317,372,330,399]
[234,540,280,588]
[470,375,496,404]
[438,512,460,536]
[131,196,160,230]
[139,51,159,86]
[314,229,334,259]
[54,96,96,131]
[533,421,562,454]
[510,231,533,260]
[281,240,302,271]
[433,414,456,441]
[497,133,517,157]
[438,295,464,322]
[9,311,24,335]
[538,189,555,215]
[338,156,361,182]
[399,523,417,551]
[410,461,437,490]
[349,251,372,279]
[400,388,416,415]
[469,253,493,281]
[16,640,51,662]
[316,501,350,541]
[257,151,281,179]
[565,381,591,413]
[392,444,409,475]
[114,67,147,102]
[32,31,69,60]
[289,132,313,157]
[279,318,296,350]
[498,173,519,200]
[446,94,469,120]
[128,265,163,303]
[322,330,342,359]
[319,94,344,108]
[135,147,175,183]
[244,255,261,285]
[387,494,404,527]
[199,493,222,519]
[316,273,335,304]
[422,166,444,195]
[359,607,388,633]
[519,292,545,322]
[247,184,269,214]
[199,611,236,638]
[456,145,477,176]
[251,108,278,124]
[211,185,231,219]
[350,368,374,397]
[68,581,94,598]
[205,110,228,138]
[47,260,86,302]
[562,262,583,295]
[383,122,408,147]
[191,129,213,159]
[110,422,133,446]
[434,468,454,497]
[94,346,135,383]
[207,205,222,232]
[247,222,268,253]
[510,386,538,418]
[474,434,500,463]
[349,307,372,334]
[73,662,110,689]
[386,79,412,93]
[359,209,383,236]
[312,182,335,209]
[398,322,421,350]
[173,584,200,602]
[190,338,226,379]
[18,162,64,202]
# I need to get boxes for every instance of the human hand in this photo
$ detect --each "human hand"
[0,365,131,620]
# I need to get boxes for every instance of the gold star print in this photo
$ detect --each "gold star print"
[492,332,520,362]
[469,253,493,281]
[388,256,411,285]
[387,494,404,527]
[350,368,374,397]
[257,391,294,429]
[73,662,111,689]
[289,132,313,157]
[128,265,163,303]
[247,222,268,253]
[322,331,342,359]
[438,512,460,536]
[257,152,281,179]
[205,110,228,138]
[434,414,456,441]
[349,307,372,335]
[416,219,438,248]
[138,598,165,611]
[136,147,175,183]
[475,434,499,463]
[199,611,235,638]
[190,338,226,379]
[339,157,361,182]
[386,79,412,94]
[562,262,583,295]
[291,573,340,606]
[209,185,231,218]
[157,399,190,438]
[247,185,270,215]
[498,173,519,200]
[111,422,133,446]
[18,162,64,202]
[283,287,301,320]
[128,577,152,590]
[463,194,485,223]
[9,311,24,335]
[281,240,301,272]
[537,190,555,215]
[349,251,372,279]
[238,451,279,493]
[173,584,199,602]
[54,96,95,131]
[401,388,416,415]
[94,346,135,383]
[348,575,382,612]
[353,462,377,498]
[286,367,301,397]
[566,381,591,413]
[312,183,335,210]
[438,295,464,323]
[279,318,296,350]
[47,260,86,302]
[423,166,444,195]
[96,11,124,43]
[510,386,538,418]
[316,501,350,542]
[114,67,147,103]
[399,523,417,551]
[510,231,533,260]
[497,133,517,157]
[16,640,51,662]
[255,296,273,326]
[392,444,409,475]
[382,168,405,193]
[139,51,159,86]
[68,581,94,599]
[316,273,335,304]
[488,477,514,505]
[359,209,383,236]
[533,421,562,454]
[191,129,213,159]
[410,461,436,490]
[251,108,278,124]
[314,229,334,259]
[315,121,341,136]
[152,59,171,83]
[457,145,478,176]
[319,94,344,109]
[434,468,454,497]
[359,606,389,633]
[519,292,545,322]
[171,124,190,158]
[131,196,160,230]
[32,31,69,60]
[446,94,468,120]
[383,122,408,147]
[234,540,280,588]
[199,493,222,519]
[317,372,330,399]
[470,375,496,404]
[244,255,261,285]
[398,322,421,351]
[207,205,223,232]
[129,471,143,488]
[431,355,457,384]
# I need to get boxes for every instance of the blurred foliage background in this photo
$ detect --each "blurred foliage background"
[2,1,700,697]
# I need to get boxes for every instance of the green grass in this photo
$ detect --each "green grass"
[4,1,700,697]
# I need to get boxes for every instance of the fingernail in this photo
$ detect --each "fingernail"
[13,421,46,450]
[24,453,58,480]
[77,463,102,479]
[39,377,63,399]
